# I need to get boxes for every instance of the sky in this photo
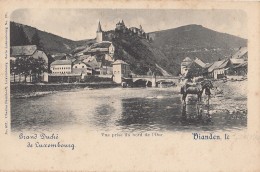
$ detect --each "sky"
[11,9,247,40]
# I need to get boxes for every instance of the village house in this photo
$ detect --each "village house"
[112,60,131,84]
[230,61,247,76]
[181,57,206,78]
[86,41,115,57]
[82,57,102,75]
[72,60,92,76]
[10,45,49,82]
[187,58,206,77]
[99,60,113,75]
[50,60,72,74]
[231,47,248,60]
[207,59,231,79]
[228,47,248,77]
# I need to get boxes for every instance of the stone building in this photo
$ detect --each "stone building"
[112,60,131,84]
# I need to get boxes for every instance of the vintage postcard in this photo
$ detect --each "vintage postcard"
[0,0,260,171]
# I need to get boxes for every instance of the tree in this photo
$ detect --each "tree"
[22,57,33,82]
[12,56,47,83]
[10,59,17,82]
[15,57,24,82]
[31,30,44,50]
[33,57,48,82]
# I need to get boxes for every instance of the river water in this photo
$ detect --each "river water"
[11,87,246,132]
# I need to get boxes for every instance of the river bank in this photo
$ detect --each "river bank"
[208,79,247,120]
[11,82,120,98]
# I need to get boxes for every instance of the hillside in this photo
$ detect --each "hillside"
[150,24,247,73]
[10,22,92,54]
[109,31,174,75]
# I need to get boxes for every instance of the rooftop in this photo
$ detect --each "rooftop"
[194,58,206,68]
[112,60,129,65]
[53,54,66,61]
[182,57,193,62]
[85,60,101,68]
[208,59,228,72]
[11,45,37,56]
[232,47,248,59]
[217,59,230,69]
[233,61,247,68]
[73,60,92,67]
[51,60,72,66]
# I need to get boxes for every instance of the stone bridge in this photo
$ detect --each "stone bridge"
[131,75,179,87]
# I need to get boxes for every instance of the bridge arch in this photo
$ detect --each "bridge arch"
[132,78,152,87]
[132,78,152,82]
[131,75,180,87]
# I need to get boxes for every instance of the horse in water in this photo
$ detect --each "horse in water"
[180,79,214,104]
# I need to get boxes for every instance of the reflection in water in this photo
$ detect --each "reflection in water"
[180,103,213,127]
[11,87,246,132]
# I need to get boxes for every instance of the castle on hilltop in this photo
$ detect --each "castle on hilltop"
[96,20,153,42]
[115,20,152,41]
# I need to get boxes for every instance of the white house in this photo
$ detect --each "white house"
[112,60,131,84]
[50,60,72,74]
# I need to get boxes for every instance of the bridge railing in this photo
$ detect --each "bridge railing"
[132,75,179,79]
[132,75,153,78]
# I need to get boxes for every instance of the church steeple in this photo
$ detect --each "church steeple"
[96,21,103,43]
[97,21,102,32]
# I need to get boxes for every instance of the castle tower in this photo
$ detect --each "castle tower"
[96,21,103,43]
[121,20,125,27]
[139,25,143,32]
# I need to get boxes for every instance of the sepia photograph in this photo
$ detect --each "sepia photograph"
[9,9,248,133]
[1,1,260,171]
